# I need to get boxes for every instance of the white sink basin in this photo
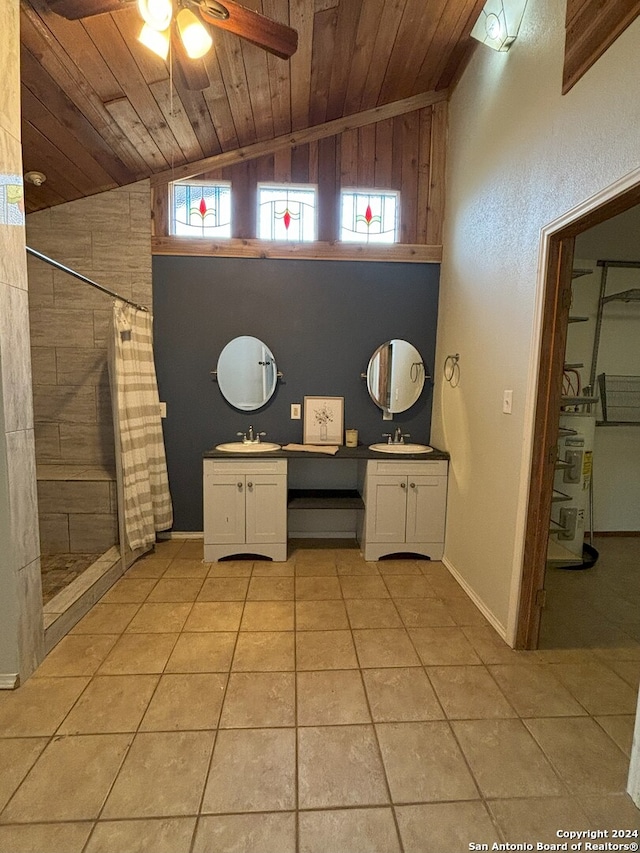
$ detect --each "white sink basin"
[369,443,433,454]
[216,442,281,453]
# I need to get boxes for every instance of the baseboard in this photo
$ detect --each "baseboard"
[593,531,640,537]
[158,531,204,540]
[0,674,19,690]
[442,556,508,643]
[289,532,357,539]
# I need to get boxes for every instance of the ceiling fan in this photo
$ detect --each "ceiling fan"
[46,0,298,90]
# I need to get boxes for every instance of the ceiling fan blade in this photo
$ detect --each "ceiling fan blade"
[171,29,211,91]
[198,0,297,60]
[47,0,135,20]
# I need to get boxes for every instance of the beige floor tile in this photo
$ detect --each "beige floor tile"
[140,674,227,731]
[125,602,192,633]
[363,668,444,722]
[86,818,196,853]
[102,731,214,818]
[183,602,244,632]
[339,576,390,599]
[295,562,338,577]
[383,576,434,599]
[247,577,294,601]
[35,634,119,677]
[596,714,635,756]
[198,578,250,601]
[299,808,401,853]
[71,603,140,634]
[441,596,489,626]
[0,676,89,736]
[345,599,402,629]
[376,721,478,803]
[101,578,157,603]
[0,738,48,811]
[98,633,178,675]
[0,823,92,853]
[295,577,342,600]
[488,664,587,717]
[125,558,172,578]
[58,675,159,734]
[207,562,253,578]
[166,633,236,673]
[153,540,184,557]
[394,598,455,628]
[298,725,389,808]
[524,717,630,794]
[162,559,208,579]
[336,560,379,576]
[409,627,481,666]
[193,813,296,853]
[549,662,638,714]
[427,666,516,719]
[232,632,295,671]
[251,562,294,577]
[296,630,358,670]
[488,797,593,845]
[353,628,421,668]
[463,626,538,665]
[579,793,640,830]
[423,572,467,598]
[220,672,295,727]
[452,719,565,799]
[1,734,131,822]
[396,802,500,853]
[146,578,204,603]
[608,658,640,689]
[177,540,205,560]
[297,670,370,725]
[202,728,296,813]
[240,601,294,631]
[296,600,349,630]
[377,559,423,575]
[295,550,337,569]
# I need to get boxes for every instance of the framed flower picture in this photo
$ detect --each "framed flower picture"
[303,396,344,445]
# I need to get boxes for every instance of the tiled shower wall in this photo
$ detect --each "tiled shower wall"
[25,181,152,553]
[0,0,43,681]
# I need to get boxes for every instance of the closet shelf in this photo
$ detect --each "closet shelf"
[598,374,640,424]
[568,316,589,323]
[602,288,640,304]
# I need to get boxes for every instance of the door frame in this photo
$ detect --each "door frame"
[516,166,640,649]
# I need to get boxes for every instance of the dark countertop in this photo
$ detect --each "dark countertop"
[203,444,450,461]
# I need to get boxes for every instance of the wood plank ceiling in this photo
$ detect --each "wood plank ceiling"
[20,0,486,213]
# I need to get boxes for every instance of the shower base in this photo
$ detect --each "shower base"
[41,552,104,605]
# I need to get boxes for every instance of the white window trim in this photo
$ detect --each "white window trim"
[339,187,400,244]
[256,182,318,242]
[170,179,232,237]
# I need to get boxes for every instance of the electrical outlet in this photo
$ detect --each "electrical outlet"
[502,390,513,414]
[291,403,301,420]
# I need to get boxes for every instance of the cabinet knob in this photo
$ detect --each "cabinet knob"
[237,482,243,489]
[400,482,406,489]
[247,482,253,488]
[410,482,416,488]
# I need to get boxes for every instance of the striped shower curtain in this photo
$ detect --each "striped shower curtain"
[109,300,173,551]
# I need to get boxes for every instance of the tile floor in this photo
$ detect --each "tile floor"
[1,538,639,853]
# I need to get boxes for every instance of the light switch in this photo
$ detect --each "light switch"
[291,403,301,419]
[159,402,167,418]
[502,390,513,414]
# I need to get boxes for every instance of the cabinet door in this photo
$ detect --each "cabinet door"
[367,476,408,543]
[405,475,447,544]
[245,474,287,545]
[204,473,246,545]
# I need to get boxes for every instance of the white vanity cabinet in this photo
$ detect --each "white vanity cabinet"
[361,459,448,561]
[203,458,287,561]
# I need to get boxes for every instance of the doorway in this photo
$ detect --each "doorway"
[517,172,640,650]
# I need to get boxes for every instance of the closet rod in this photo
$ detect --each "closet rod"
[25,246,149,312]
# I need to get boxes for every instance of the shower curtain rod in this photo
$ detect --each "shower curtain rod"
[25,246,149,312]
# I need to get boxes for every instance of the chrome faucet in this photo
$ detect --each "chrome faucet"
[382,429,411,445]
[237,425,267,444]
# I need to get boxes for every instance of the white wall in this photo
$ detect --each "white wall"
[431,0,640,636]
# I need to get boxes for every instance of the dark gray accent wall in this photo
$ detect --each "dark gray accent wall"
[153,256,440,530]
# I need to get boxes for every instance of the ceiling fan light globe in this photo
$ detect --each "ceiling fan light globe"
[177,8,213,58]
[138,22,170,59]
[138,0,172,31]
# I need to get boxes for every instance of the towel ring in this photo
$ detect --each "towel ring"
[444,353,460,387]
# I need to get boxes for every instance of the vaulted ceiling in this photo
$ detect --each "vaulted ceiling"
[20,0,486,213]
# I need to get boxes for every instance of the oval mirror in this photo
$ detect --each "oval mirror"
[217,336,278,411]
[366,339,425,414]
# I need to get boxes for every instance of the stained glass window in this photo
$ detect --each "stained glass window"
[171,181,231,237]
[340,190,399,243]
[257,184,316,242]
